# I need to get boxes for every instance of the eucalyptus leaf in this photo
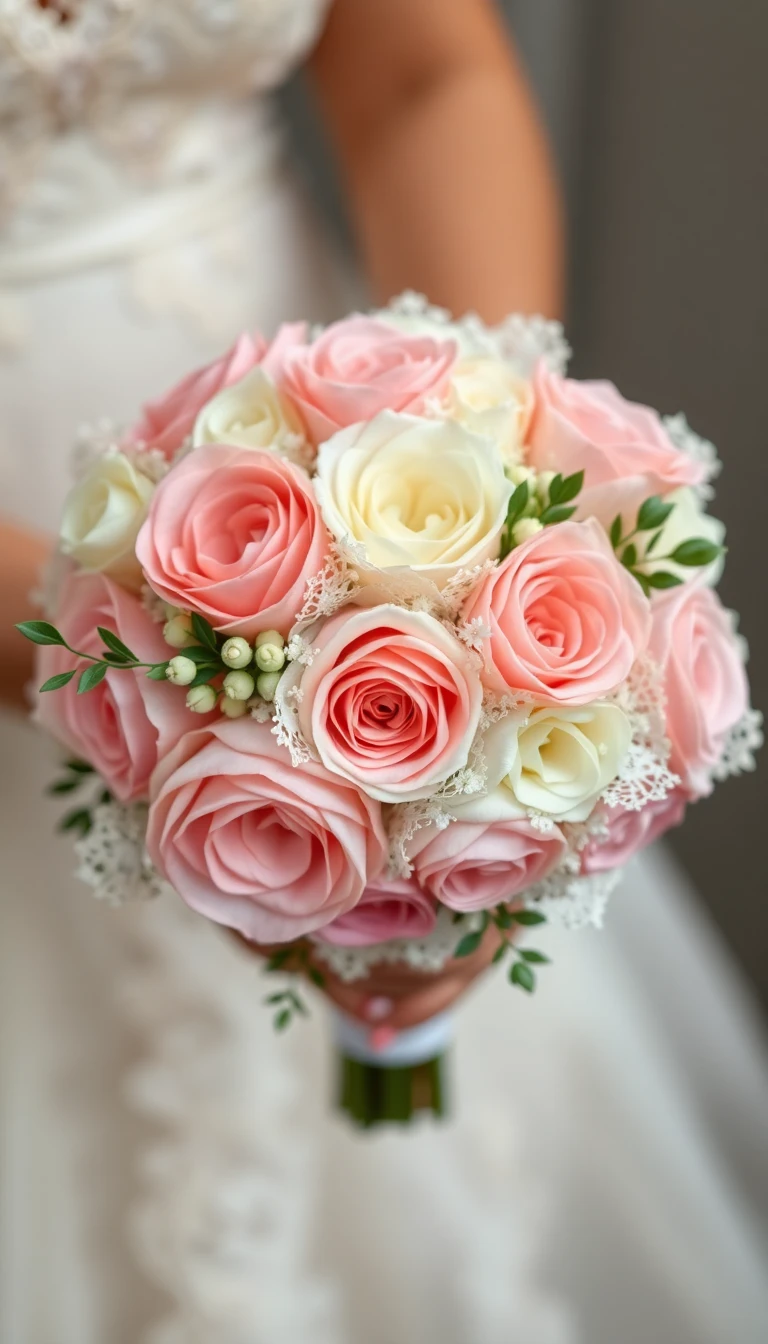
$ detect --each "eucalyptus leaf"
[16,620,66,647]
[77,662,108,695]
[39,670,76,692]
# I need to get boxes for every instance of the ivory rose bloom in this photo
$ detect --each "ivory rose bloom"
[292,605,483,803]
[318,876,437,946]
[193,367,307,458]
[448,357,533,463]
[408,788,566,911]
[527,363,704,525]
[649,580,749,797]
[482,703,632,822]
[279,314,457,443]
[581,791,688,874]
[462,518,651,703]
[146,718,387,943]
[136,445,329,637]
[315,411,512,586]
[36,571,191,802]
[129,332,266,457]
[60,452,155,591]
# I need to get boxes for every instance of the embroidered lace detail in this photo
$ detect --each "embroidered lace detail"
[711,706,763,784]
[525,866,623,930]
[664,412,722,500]
[74,797,172,905]
[292,542,360,629]
[602,655,679,811]
[313,903,468,981]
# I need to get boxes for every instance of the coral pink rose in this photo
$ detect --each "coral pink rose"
[407,789,566,912]
[463,518,650,703]
[136,445,329,638]
[146,718,387,943]
[649,580,749,798]
[292,604,482,803]
[279,314,457,444]
[318,876,437,947]
[527,363,704,525]
[129,333,266,458]
[36,571,191,801]
[581,790,688,874]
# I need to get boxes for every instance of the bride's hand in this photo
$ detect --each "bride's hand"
[237,924,505,1031]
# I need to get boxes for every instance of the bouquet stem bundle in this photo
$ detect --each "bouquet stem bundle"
[333,1009,451,1128]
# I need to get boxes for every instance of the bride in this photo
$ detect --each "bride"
[1,3,767,1342]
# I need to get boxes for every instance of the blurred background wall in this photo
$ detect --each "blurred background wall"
[280,0,768,1012]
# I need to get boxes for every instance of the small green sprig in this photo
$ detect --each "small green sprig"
[453,905,549,993]
[46,758,110,837]
[500,470,585,560]
[262,941,326,1030]
[610,496,724,596]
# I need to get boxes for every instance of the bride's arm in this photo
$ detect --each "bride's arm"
[0,520,49,710]
[310,0,563,321]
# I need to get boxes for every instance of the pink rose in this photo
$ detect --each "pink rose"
[293,604,482,803]
[36,571,191,801]
[581,790,688,874]
[527,363,704,524]
[136,444,329,638]
[463,518,650,703]
[129,333,266,458]
[279,315,457,444]
[146,717,387,943]
[318,876,437,947]
[649,580,749,798]
[407,790,566,912]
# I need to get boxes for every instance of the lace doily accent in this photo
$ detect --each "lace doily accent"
[313,903,469,981]
[74,797,172,905]
[292,542,360,629]
[602,655,679,811]
[525,866,623,930]
[663,412,722,500]
[711,706,763,784]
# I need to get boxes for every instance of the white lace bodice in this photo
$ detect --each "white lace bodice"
[0,0,330,267]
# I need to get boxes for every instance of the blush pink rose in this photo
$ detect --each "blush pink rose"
[146,717,387,943]
[581,790,688,874]
[407,790,566,912]
[35,570,192,801]
[279,314,458,444]
[527,363,704,524]
[136,444,329,638]
[293,604,482,803]
[463,518,651,703]
[649,580,749,798]
[318,876,437,947]
[129,333,266,458]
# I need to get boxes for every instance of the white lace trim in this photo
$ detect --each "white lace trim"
[74,797,172,906]
[312,904,470,982]
[524,866,623,930]
[602,655,680,811]
[664,412,722,501]
[711,706,763,784]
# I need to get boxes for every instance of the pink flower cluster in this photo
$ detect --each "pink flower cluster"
[36,306,755,949]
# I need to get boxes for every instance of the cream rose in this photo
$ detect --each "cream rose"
[315,411,512,586]
[60,451,155,591]
[448,357,533,464]
[482,703,631,822]
[193,366,307,458]
[635,487,725,584]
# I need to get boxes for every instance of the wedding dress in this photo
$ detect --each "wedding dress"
[1,4,767,1342]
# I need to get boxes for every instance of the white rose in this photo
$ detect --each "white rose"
[315,410,512,587]
[60,451,154,590]
[482,703,632,822]
[448,358,533,464]
[637,487,725,584]
[193,367,307,458]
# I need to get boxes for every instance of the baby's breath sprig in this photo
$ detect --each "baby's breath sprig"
[452,905,550,993]
[610,496,725,596]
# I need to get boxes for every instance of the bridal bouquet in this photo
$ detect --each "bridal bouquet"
[18,294,761,1126]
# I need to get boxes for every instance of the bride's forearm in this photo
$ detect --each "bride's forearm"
[0,519,50,710]
[311,0,563,323]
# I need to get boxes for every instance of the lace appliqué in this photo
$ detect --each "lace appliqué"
[601,655,679,811]
[74,797,172,905]
[313,903,468,981]
[664,412,722,500]
[711,706,763,784]
[525,866,623,930]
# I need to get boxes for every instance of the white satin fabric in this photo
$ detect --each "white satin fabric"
[1,10,768,1338]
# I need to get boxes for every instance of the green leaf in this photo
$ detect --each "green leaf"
[633,570,652,597]
[189,665,220,688]
[47,776,81,794]
[454,931,483,958]
[669,538,723,567]
[145,662,170,680]
[510,960,536,992]
[191,613,219,653]
[16,620,66,647]
[553,469,584,505]
[58,807,92,836]
[520,949,550,965]
[308,965,326,989]
[547,472,564,504]
[77,662,108,694]
[65,759,93,774]
[39,669,76,692]
[645,570,684,590]
[274,1008,292,1031]
[289,990,309,1016]
[511,909,547,927]
[621,542,637,569]
[505,479,530,529]
[180,644,223,666]
[492,941,509,965]
[101,650,135,666]
[539,504,577,526]
[265,991,288,1005]
[645,528,664,556]
[609,514,623,549]
[494,907,514,930]
[97,627,137,661]
[637,495,675,532]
